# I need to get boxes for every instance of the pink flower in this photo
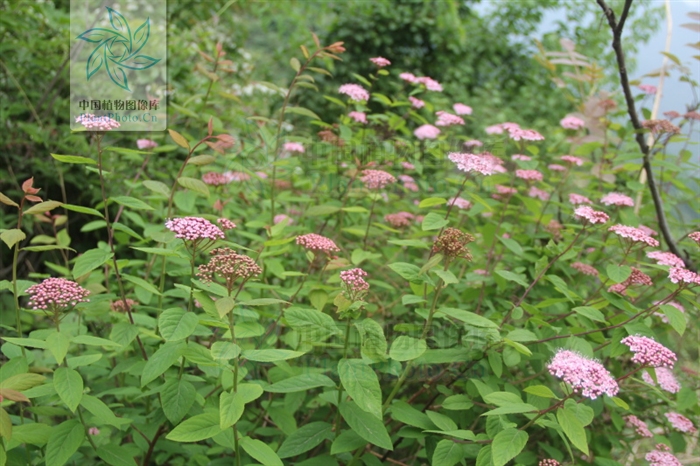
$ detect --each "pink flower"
[404,182,419,192]
[197,248,262,286]
[448,152,500,176]
[417,76,442,91]
[136,139,158,150]
[473,269,489,276]
[273,214,293,225]
[110,298,137,313]
[688,231,700,244]
[496,185,517,195]
[511,154,531,161]
[528,186,550,201]
[571,262,598,276]
[509,128,545,141]
[401,161,415,170]
[409,96,425,109]
[485,124,505,135]
[642,367,681,393]
[626,415,653,438]
[647,251,684,267]
[665,412,696,433]
[608,268,653,296]
[447,197,472,210]
[664,110,681,119]
[453,103,472,115]
[569,193,592,205]
[515,169,543,181]
[75,113,120,131]
[621,335,676,368]
[645,444,682,466]
[574,206,610,224]
[165,217,225,242]
[399,72,419,83]
[370,57,391,67]
[638,84,657,95]
[435,111,464,126]
[26,278,90,310]
[414,124,441,140]
[224,171,251,182]
[88,427,100,436]
[561,155,584,166]
[609,224,660,247]
[202,172,232,186]
[601,192,634,207]
[283,142,305,153]
[384,212,414,227]
[547,349,619,399]
[668,267,700,285]
[216,218,236,231]
[539,460,560,466]
[560,115,586,130]
[638,225,658,236]
[548,164,566,172]
[360,169,396,190]
[398,174,414,183]
[464,139,483,147]
[340,268,370,300]
[255,171,268,179]
[338,83,370,102]
[348,111,367,124]
[296,233,340,253]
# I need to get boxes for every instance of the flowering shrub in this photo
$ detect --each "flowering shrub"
[1,14,698,466]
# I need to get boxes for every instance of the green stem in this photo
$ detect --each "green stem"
[77,407,98,451]
[334,319,353,438]
[362,194,378,249]
[188,245,197,313]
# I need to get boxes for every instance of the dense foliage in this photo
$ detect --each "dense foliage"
[1,1,698,466]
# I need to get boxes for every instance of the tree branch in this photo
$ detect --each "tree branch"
[596,0,694,270]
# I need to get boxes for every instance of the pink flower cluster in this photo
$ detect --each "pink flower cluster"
[608,267,653,295]
[464,139,483,147]
[435,111,464,126]
[538,460,560,466]
[638,84,658,95]
[560,115,585,130]
[448,152,501,176]
[296,233,340,253]
[340,268,370,300]
[642,367,680,393]
[75,114,121,131]
[496,185,517,196]
[453,103,472,115]
[197,248,262,286]
[384,212,414,227]
[414,124,441,140]
[136,139,158,150]
[283,142,305,153]
[511,154,531,161]
[447,197,472,210]
[217,218,236,231]
[369,57,390,67]
[569,193,592,205]
[647,251,684,267]
[601,192,634,207]
[609,225,660,247]
[111,298,137,313]
[348,111,367,124]
[27,278,90,310]
[401,161,415,170]
[547,350,619,399]
[399,73,442,91]
[225,171,251,182]
[645,444,682,466]
[621,335,676,368]
[571,262,598,276]
[273,214,293,225]
[528,186,550,201]
[203,172,233,186]
[409,96,425,109]
[688,231,700,244]
[668,267,700,285]
[360,169,396,190]
[515,169,543,182]
[665,412,696,433]
[574,206,609,224]
[165,217,225,242]
[548,164,566,172]
[625,415,653,438]
[338,83,370,102]
[561,155,583,166]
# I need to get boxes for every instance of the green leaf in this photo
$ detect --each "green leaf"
[264,374,336,393]
[166,412,223,442]
[573,306,607,323]
[331,430,366,455]
[482,403,539,416]
[278,421,332,458]
[46,331,71,365]
[441,395,474,411]
[219,390,245,429]
[141,342,183,387]
[339,401,393,451]
[339,359,382,419]
[389,336,427,361]
[96,444,138,466]
[53,367,83,412]
[62,203,104,218]
[110,196,154,211]
[0,373,45,391]
[660,304,686,335]
[177,177,210,197]
[5,423,51,447]
[142,180,170,197]
[0,407,10,441]
[187,154,216,166]
[80,395,124,428]
[491,428,528,466]
[71,335,121,348]
[306,204,340,216]
[505,329,538,342]
[421,212,449,231]
[159,308,199,341]
[418,197,446,208]
[241,349,304,362]
[72,248,113,278]
[1,229,26,249]
[494,270,529,288]
[122,273,162,295]
[523,385,558,399]
[426,411,458,431]
[606,264,632,283]
[210,342,241,360]
[388,400,435,430]
[0,337,46,349]
[285,307,340,342]
[432,439,464,466]
[557,406,589,455]
[45,420,84,466]
[24,200,62,215]
[483,392,523,406]
[437,307,498,328]
[286,106,322,120]
[161,379,196,424]
[168,129,190,149]
[355,318,387,362]
[388,262,422,281]
[240,436,284,466]
[498,236,524,256]
[433,269,458,285]
[677,387,698,411]
[612,397,629,410]
[67,354,102,369]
